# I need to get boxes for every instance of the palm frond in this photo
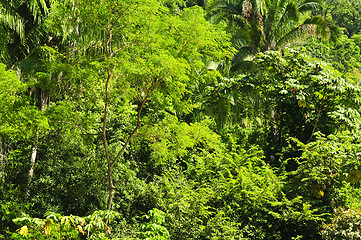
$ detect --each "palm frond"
[26,0,49,23]
[230,47,256,73]
[208,0,240,17]
[0,0,51,63]
[298,1,322,13]
[283,1,299,22]
[304,15,329,37]
[263,0,287,45]
[276,15,326,47]
[0,25,11,62]
[232,28,251,48]
[298,0,323,4]
[327,23,342,44]
[9,22,47,63]
[270,1,299,47]
[0,0,25,39]
[208,0,242,21]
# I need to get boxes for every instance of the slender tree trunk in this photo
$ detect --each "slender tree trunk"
[0,136,5,185]
[107,165,115,210]
[97,11,159,210]
[28,89,48,184]
[102,66,114,210]
[103,75,161,210]
[28,135,38,182]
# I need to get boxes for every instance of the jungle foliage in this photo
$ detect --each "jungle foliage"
[1,0,361,239]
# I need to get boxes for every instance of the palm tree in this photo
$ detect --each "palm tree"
[208,0,264,54]
[0,1,24,38]
[0,0,49,63]
[203,0,341,147]
[208,0,340,58]
[262,0,339,50]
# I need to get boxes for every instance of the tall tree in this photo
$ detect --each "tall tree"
[47,0,233,210]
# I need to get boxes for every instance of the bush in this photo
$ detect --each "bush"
[322,208,361,239]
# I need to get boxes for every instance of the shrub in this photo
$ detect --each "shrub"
[321,208,361,239]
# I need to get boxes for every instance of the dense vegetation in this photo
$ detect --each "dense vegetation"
[1,0,361,239]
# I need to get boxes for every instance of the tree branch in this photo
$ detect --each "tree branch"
[111,42,134,57]
[111,77,162,167]
[102,67,112,167]
[90,5,107,33]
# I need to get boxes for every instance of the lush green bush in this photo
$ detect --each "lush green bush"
[289,131,361,202]
[138,208,170,240]
[130,116,325,239]
[11,208,170,240]
[12,210,120,240]
[322,208,361,239]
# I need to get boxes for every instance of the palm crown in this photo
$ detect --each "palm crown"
[209,0,340,53]
[0,0,49,63]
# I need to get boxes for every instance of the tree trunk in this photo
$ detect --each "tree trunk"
[0,136,6,185]
[28,139,38,182]
[28,89,48,184]
[107,165,115,210]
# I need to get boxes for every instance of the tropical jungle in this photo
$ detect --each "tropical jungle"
[1,0,361,239]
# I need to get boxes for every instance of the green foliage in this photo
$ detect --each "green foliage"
[325,0,361,37]
[11,209,170,240]
[321,208,361,239]
[2,0,361,239]
[290,131,361,202]
[305,33,361,83]
[12,210,120,240]
[132,116,323,239]
[334,183,361,210]
[44,0,235,212]
[0,197,30,239]
[0,0,50,63]
[13,212,81,239]
[200,48,361,167]
[247,49,359,162]
[207,0,340,74]
[0,63,48,138]
[139,208,170,240]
